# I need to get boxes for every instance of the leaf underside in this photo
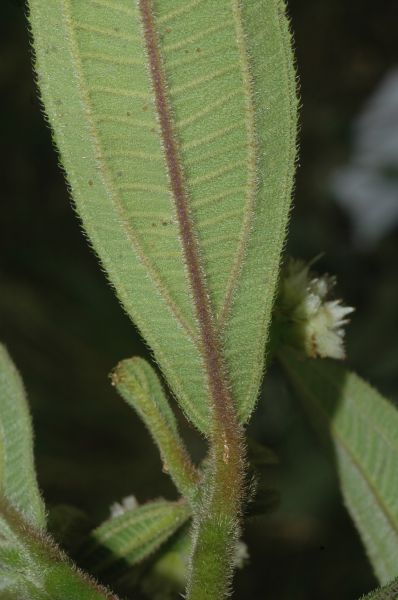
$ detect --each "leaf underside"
[280,349,398,584]
[29,0,297,433]
[0,344,45,528]
[90,499,190,570]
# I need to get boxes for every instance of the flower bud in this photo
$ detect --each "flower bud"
[277,258,354,359]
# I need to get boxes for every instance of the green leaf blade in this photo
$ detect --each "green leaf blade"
[90,499,190,569]
[280,348,398,584]
[0,344,45,528]
[28,0,211,432]
[29,0,297,432]
[224,0,298,421]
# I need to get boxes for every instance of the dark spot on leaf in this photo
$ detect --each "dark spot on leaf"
[151,222,157,228]
[196,47,202,53]
[142,105,148,112]
[117,172,123,178]
[88,180,93,187]
[165,27,172,34]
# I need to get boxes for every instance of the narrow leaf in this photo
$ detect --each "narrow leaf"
[361,578,398,600]
[0,343,45,528]
[89,499,190,571]
[28,0,297,433]
[280,348,398,584]
[0,496,119,600]
[112,358,199,504]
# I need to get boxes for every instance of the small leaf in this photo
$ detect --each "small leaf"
[0,343,45,528]
[0,496,119,600]
[89,499,190,572]
[280,348,398,584]
[112,358,199,504]
[28,0,298,433]
[361,577,398,600]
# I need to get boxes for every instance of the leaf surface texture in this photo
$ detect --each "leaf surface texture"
[29,0,297,432]
[280,349,398,584]
[0,344,45,528]
[90,499,190,569]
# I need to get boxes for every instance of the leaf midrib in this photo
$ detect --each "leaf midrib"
[138,0,239,419]
[61,0,199,349]
[62,0,262,422]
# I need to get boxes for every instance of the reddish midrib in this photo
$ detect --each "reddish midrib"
[138,0,235,431]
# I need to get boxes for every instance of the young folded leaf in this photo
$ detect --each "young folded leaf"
[280,348,398,584]
[361,577,398,600]
[0,496,119,600]
[89,499,190,572]
[0,344,45,528]
[112,358,199,504]
[28,0,297,433]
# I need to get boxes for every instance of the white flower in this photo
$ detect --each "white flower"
[110,494,139,518]
[279,258,355,359]
[233,540,249,569]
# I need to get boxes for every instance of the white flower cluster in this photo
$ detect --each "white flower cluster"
[279,258,355,360]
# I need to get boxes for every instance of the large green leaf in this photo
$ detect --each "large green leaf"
[28,0,297,433]
[0,344,45,528]
[0,496,119,600]
[280,348,398,584]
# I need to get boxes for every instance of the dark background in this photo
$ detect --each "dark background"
[1,1,398,598]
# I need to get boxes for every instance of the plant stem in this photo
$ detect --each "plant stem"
[187,411,245,600]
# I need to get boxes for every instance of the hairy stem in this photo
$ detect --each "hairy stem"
[187,418,245,600]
